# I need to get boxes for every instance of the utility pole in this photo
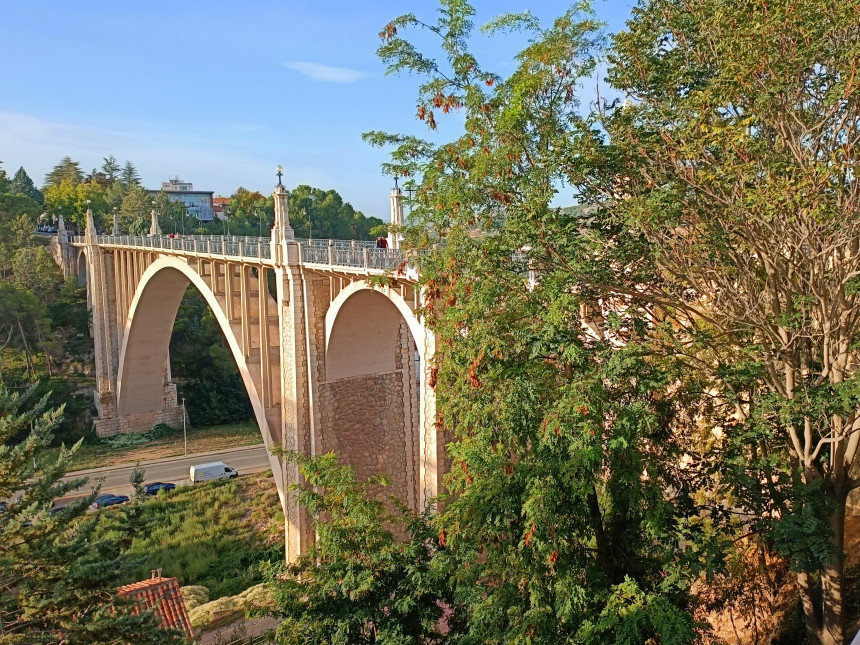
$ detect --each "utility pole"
[182,398,187,457]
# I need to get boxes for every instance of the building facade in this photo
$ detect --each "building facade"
[151,178,215,222]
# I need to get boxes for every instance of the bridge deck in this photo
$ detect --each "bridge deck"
[71,235,410,276]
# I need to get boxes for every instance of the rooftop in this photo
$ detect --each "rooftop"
[118,570,194,638]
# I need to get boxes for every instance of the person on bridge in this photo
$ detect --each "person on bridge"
[376,237,388,249]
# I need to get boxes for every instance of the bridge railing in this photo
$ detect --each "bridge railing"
[73,235,274,260]
[70,234,410,273]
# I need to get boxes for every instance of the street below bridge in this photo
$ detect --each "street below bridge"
[56,444,271,503]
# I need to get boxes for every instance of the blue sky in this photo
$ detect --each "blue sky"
[0,0,635,220]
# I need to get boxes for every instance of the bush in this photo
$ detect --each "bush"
[98,423,179,449]
[187,584,275,631]
[180,585,210,612]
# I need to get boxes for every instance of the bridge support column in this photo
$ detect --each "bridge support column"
[81,215,182,438]
[275,242,315,561]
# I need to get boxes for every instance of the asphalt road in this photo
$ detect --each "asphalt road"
[58,444,272,500]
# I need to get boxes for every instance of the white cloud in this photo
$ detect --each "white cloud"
[282,61,366,83]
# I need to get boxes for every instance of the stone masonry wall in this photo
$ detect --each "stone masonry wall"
[319,371,411,506]
[93,405,184,437]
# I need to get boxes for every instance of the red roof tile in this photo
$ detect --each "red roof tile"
[118,574,194,638]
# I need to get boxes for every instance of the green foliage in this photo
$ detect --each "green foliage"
[170,287,255,426]
[287,185,383,240]
[0,385,182,643]
[596,0,860,640]
[0,163,10,194]
[98,423,180,449]
[43,179,110,230]
[0,193,41,270]
[363,2,702,643]
[43,156,83,188]
[121,475,283,599]
[120,184,153,232]
[100,155,121,183]
[9,167,42,205]
[269,452,456,645]
[121,160,141,187]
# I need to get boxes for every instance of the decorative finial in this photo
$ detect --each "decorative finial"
[276,164,284,187]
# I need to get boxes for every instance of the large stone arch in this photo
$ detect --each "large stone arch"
[321,281,432,510]
[116,256,272,457]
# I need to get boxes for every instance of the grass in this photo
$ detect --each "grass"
[120,472,283,599]
[42,422,262,472]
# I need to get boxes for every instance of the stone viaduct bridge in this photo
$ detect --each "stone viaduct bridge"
[52,183,441,560]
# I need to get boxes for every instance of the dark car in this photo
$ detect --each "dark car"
[0,501,7,513]
[143,482,176,496]
[91,494,129,509]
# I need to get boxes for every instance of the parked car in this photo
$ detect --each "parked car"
[0,501,6,513]
[91,494,129,509]
[143,482,176,496]
[51,504,69,517]
[189,461,238,484]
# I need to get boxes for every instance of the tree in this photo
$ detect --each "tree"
[120,161,141,187]
[12,247,62,306]
[10,168,42,205]
[44,180,110,230]
[268,452,456,644]
[153,191,188,234]
[586,1,860,643]
[119,184,153,233]
[287,185,380,240]
[0,281,52,381]
[101,155,121,183]
[0,194,40,273]
[0,163,10,195]
[365,2,702,643]
[170,287,254,426]
[0,385,182,643]
[43,156,83,188]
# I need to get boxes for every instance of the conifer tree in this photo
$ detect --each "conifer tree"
[120,161,141,187]
[43,157,83,189]
[0,385,182,643]
[9,168,42,205]
[100,155,121,184]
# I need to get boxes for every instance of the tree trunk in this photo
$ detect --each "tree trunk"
[587,488,613,582]
[15,317,34,380]
[796,500,848,645]
[819,503,846,645]
[35,327,52,377]
[797,570,822,645]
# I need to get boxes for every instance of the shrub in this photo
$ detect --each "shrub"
[180,585,210,612]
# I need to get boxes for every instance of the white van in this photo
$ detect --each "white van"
[189,461,238,484]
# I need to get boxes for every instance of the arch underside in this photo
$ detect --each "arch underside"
[76,250,87,286]
[116,257,278,456]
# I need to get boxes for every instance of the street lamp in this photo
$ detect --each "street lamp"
[275,164,284,187]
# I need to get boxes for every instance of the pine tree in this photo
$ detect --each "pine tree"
[100,155,121,183]
[10,168,42,205]
[0,164,12,196]
[120,161,141,187]
[0,385,183,643]
[43,157,83,189]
